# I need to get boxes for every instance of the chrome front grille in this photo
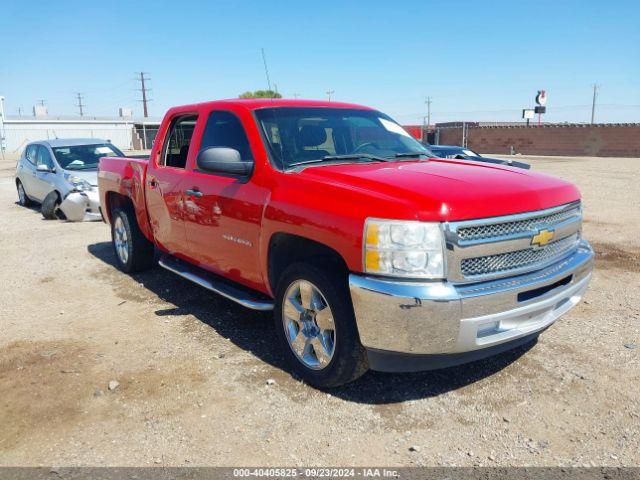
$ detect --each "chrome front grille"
[457,204,581,242]
[445,201,583,282]
[460,234,578,278]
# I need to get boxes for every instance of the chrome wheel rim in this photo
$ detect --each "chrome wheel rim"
[114,216,129,264]
[17,183,26,204]
[282,280,336,370]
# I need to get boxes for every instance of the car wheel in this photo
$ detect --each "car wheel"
[111,207,156,273]
[274,262,368,388]
[16,180,33,207]
[41,191,61,220]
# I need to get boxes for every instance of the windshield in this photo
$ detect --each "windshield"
[255,107,430,169]
[52,143,124,170]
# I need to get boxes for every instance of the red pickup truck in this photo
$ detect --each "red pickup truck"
[98,99,594,387]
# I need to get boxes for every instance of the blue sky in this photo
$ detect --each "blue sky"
[1,0,638,123]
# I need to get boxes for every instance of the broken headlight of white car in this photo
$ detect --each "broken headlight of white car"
[64,173,93,191]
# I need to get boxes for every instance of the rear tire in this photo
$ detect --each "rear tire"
[16,180,34,207]
[274,262,368,388]
[111,206,156,273]
[41,191,60,220]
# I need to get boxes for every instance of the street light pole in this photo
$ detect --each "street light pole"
[425,97,432,127]
[590,84,599,125]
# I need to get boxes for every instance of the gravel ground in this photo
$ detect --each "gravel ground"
[0,154,638,467]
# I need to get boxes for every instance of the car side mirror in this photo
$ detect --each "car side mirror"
[196,147,253,176]
[36,164,54,173]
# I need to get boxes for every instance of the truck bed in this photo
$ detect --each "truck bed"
[98,156,150,235]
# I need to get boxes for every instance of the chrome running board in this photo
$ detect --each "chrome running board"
[158,255,274,311]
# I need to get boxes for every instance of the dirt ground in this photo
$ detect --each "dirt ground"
[0,154,638,467]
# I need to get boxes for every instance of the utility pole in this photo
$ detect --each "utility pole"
[17,107,23,117]
[138,72,151,118]
[425,97,432,127]
[326,90,335,101]
[590,84,599,125]
[293,93,300,99]
[75,92,85,117]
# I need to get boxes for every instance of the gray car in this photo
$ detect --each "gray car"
[15,138,124,220]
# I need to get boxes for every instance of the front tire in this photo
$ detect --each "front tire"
[41,191,62,220]
[274,262,368,388]
[111,207,155,273]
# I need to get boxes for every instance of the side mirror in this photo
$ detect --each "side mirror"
[37,164,54,173]
[196,147,253,176]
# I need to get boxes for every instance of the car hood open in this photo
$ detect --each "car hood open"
[298,158,580,221]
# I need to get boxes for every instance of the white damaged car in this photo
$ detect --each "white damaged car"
[15,138,124,221]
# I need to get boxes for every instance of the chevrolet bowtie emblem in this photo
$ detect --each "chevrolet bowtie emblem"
[531,228,555,247]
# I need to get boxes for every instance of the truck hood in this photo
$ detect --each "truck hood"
[63,169,98,186]
[298,158,580,221]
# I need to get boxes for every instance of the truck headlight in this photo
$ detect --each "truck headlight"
[64,174,93,191]
[364,219,445,278]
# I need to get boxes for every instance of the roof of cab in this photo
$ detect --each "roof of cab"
[173,98,374,111]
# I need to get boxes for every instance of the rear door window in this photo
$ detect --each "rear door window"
[25,144,38,164]
[161,115,198,168]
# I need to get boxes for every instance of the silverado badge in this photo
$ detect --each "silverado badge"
[531,228,555,247]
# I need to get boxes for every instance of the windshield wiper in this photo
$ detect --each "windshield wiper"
[289,154,389,168]
[390,152,430,159]
[322,154,389,162]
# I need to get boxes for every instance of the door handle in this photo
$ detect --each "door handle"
[185,188,203,198]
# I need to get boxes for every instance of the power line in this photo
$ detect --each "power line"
[75,92,85,117]
[394,102,640,119]
[138,72,151,118]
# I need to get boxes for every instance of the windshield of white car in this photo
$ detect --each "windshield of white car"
[255,107,430,170]
[52,144,124,170]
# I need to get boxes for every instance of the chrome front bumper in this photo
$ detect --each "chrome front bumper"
[349,240,594,369]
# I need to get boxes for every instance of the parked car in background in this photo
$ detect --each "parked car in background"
[98,99,592,387]
[428,145,530,169]
[15,139,124,221]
